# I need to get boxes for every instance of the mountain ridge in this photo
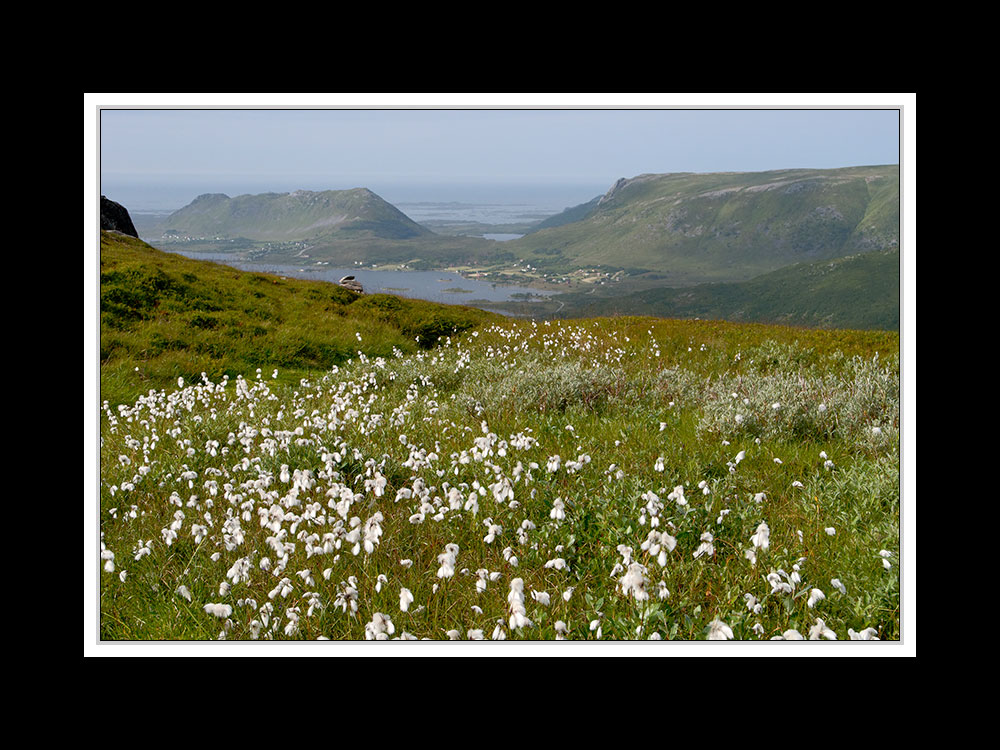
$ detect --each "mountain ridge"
[510,165,899,285]
[162,187,433,241]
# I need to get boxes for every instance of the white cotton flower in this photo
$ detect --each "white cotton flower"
[544,558,569,571]
[750,522,770,550]
[364,612,395,640]
[831,578,847,595]
[808,618,838,640]
[399,587,414,612]
[550,496,566,521]
[825,527,836,536]
[176,585,192,602]
[693,532,715,560]
[807,588,826,608]
[436,543,459,578]
[668,485,687,506]
[773,629,804,640]
[848,627,880,640]
[531,590,551,606]
[203,602,232,618]
[507,578,533,630]
[706,619,734,640]
[766,571,794,596]
[618,562,650,601]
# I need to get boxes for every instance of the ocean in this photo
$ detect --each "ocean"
[99,175,608,219]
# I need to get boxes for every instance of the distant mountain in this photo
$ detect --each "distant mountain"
[511,165,899,285]
[162,188,433,241]
[524,195,601,234]
[557,247,900,331]
[101,196,138,237]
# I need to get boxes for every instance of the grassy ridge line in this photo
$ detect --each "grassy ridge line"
[510,166,899,283]
[99,231,502,406]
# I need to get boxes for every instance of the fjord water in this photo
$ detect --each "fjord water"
[164,252,555,305]
[113,179,606,308]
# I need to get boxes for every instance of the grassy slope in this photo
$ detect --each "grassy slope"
[555,248,900,331]
[510,166,900,283]
[99,231,502,406]
[99,315,900,641]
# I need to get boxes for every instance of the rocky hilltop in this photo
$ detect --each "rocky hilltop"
[100,195,138,237]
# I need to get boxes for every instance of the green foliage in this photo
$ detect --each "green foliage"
[99,315,900,641]
[99,231,500,406]
[512,165,900,285]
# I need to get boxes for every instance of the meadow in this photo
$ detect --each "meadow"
[99,281,900,641]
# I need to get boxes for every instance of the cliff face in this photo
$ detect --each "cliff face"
[101,196,138,237]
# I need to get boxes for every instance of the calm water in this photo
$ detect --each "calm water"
[165,251,554,305]
[113,179,602,311]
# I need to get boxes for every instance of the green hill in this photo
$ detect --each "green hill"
[511,165,899,285]
[523,195,602,233]
[552,248,900,331]
[162,188,433,241]
[99,231,501,406]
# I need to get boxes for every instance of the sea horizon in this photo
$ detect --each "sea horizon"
[100,175,611,215]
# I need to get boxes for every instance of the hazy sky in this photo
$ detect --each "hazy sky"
[100,106,900,191]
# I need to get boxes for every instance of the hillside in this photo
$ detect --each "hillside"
[550,248,900,331]
[100,312,900,641]
[523,195,602,234]
[510,165,900,285]
[162,188,434,241]
[99,231,501,406]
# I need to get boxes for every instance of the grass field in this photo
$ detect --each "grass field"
[97,276,901,643]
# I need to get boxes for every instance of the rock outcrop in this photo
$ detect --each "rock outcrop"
[338,275,364,293]
[101,196,138,237]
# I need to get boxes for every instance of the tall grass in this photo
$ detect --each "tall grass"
[99,311,900,642]
[99,231,500,406]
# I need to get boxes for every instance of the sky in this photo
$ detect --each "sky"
[95,96,903,210]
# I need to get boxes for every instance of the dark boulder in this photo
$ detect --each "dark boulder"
[101,196,138,237]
